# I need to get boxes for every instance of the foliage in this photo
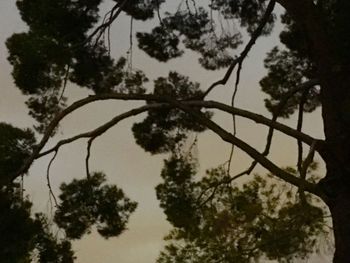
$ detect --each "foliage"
[0,184,75,263]
[156,156,328,262]
[0,123,36,180]
[54,172,137,239]
[137,0,275,70]
[132,72,211,154]
[260,47,319,117]
[6,0,150,133]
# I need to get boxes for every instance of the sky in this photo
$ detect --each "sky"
[0,1,331,262]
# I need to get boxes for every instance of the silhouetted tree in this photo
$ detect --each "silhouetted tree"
[3,0,350,261]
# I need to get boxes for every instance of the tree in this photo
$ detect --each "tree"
[2,0,350,261]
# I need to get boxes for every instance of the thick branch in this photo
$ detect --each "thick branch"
[194,100,323,153]
[226,78,320,180]
[164,98,325,199]
[12,93,323,184]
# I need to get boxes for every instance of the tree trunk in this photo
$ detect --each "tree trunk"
[320,71,350,263]
[330,191,350,263]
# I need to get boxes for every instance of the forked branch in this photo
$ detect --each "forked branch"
[162,97,325,199]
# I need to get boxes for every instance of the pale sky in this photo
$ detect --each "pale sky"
[0,1,331,262]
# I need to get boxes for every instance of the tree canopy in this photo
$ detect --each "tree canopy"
[3,0,350,262]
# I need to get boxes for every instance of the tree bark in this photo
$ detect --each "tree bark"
[320,71,350,263]
[330,191,350,263]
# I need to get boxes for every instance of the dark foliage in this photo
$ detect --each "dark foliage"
[260,47,320,117]
[156,157,327,262]
[132,72,211,154]
[0,123,36,180]
[156,155,200,229]
[113,0,166,21]
[0,185,75,263]
[54,172,137,239]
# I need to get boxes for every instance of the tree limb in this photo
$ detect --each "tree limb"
[164,98,326,200]
[11,93,323,184]
[37,102,168,158]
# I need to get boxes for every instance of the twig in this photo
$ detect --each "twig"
[85,139,93,179]
[156,0,164,26]
[85,0,128,46]
[227,58,243,175]
[58,64,70,103]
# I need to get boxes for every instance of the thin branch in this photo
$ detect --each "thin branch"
[155,0,164,26]
[59,64,70,103]
[37,100,321,161]
[127,17,134,72]
[37,103,168,158]
[296,89,308,202]
[46,151,59,207]
[297,88,309,171]
[85,0,128,46]
[202,0,276,98]
[227,56,243,175]
[197,183,221,207]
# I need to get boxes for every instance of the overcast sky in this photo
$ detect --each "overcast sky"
[0,1,331,262]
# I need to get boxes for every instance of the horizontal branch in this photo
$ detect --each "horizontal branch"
[32,96,324,199]
[11,92,323,185]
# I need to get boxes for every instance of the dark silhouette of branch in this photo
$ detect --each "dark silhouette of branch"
[85,0,128,46]
[227,50,244,175]
[85,139,93,179]
[11,92,323,186]
[37,103,168,158]
[229,79,320,182]
[162,97,326,200]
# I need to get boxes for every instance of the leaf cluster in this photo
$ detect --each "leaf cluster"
[137,0,275,70]
[54,172,137,239]
[132,72,211,154]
